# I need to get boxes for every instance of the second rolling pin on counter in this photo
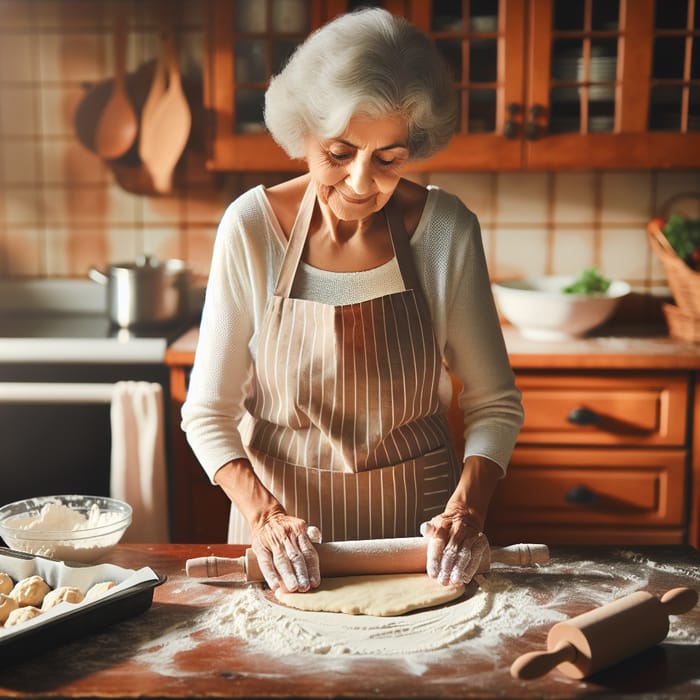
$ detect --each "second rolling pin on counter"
[185,538,549,581]
[510,586,699,680]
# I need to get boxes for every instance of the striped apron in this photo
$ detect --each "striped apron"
[229,183,459,543]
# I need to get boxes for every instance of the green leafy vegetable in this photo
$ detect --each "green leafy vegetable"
[562,267,612,294]
[662,214,700,270]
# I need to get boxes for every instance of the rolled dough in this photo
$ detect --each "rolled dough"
[274,573,465,617]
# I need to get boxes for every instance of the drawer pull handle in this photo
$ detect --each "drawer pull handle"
[567,407,600,425]
[565,486,598,505]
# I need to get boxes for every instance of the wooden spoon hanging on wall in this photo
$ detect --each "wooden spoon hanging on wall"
[139,25,192,193]
[138,34,168,163]
[94,9,138,160]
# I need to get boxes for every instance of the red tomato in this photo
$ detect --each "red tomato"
[649,216,666,231]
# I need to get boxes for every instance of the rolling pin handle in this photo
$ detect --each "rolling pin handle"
[660,586,698,615]
[490,543,549,568]
[185,555,247,579]
[510,641,578,680]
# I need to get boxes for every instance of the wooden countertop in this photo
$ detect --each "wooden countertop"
[166,325,700,370]
[1,544,698,699]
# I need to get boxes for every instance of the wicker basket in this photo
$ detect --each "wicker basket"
[647,220,700,316]
[662,303,700,343]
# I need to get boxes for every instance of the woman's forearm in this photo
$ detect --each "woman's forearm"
[213,458,285,531]
[446,455,502,530]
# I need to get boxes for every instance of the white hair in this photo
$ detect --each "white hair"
[264,8,458,161]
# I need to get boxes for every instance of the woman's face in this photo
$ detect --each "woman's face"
[305,113,410,222]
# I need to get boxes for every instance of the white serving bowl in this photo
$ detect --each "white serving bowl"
[492,275,631,341]
[0,495,132,563]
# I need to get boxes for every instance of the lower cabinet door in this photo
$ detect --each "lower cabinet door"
[485,446,687,545]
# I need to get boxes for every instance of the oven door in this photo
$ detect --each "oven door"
[0,363,169,506]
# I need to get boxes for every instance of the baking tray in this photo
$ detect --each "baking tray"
[0,547,166,668]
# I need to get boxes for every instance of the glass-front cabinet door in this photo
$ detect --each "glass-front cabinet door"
[204,0,700,171]
[526,0,700,168]
[205,0,323,171]
[407,0,526,171]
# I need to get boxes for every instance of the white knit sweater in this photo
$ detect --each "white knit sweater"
[182,184,524,483]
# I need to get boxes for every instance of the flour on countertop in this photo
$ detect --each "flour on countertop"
[128,555,700,676]
[51,556,693,680]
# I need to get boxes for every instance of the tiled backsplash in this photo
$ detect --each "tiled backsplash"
[1,1,699,304]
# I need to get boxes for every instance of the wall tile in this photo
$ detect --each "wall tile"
[492,227,548,280]
[479,225,494,263]
[141,193,183,225]
[0,140,39,184]
[600,226,650,282]
[45,226,71,276]
[52,185,110,223]
[654,171,700,218]
[105,225,139,264]
[38,0,104,30]
[0,86,38,136]
[183,225,216,278]
[39,33,104,83]
[183,189,230,225]
[600,172,653,223]
[552,172,596,224]
[552,229,596,274]
[43,140,107,185]
[63,227,109,275]
[106,184,140,224]
[495,173,549,224]
[4,188,44,224]
[0,34,35,81]
[0,0,34,29]
[39,85,80,137]
[143,226,184,261]
[2,226,43,276]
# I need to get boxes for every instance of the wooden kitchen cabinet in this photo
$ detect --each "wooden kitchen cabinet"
[203,0,700,172]
[486,370,695,546]
[166,335,230,543]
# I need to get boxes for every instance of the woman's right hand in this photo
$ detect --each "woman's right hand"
[251,511,321,592]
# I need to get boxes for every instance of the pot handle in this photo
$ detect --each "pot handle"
[88,267,109,284]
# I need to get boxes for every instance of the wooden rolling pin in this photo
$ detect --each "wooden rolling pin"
[185,538,549,581]
[510,586,698,680]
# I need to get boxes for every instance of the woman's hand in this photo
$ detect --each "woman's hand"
[251,512,321,592]
[213,458,321,592]
[421,455,501,585]
[421,510,489,586]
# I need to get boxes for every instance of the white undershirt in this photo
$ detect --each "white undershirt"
[292,258,404,305]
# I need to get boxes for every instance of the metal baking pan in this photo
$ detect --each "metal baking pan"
[0,547,166,668]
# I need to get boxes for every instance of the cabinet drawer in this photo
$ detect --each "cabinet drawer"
[516,374,688,446]
[490,447,686,528]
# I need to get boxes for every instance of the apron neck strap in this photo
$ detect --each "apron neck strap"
[274,181,426,300]
[384,198,423,294]
[274,180,317,297]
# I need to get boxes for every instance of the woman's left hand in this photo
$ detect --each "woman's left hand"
[420,507,490,586]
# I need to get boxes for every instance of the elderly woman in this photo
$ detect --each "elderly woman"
[182,8,523,594]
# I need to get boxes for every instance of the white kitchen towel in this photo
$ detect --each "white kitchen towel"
[110,381,170,543]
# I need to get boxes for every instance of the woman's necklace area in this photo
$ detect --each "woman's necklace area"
[305,211,394,272]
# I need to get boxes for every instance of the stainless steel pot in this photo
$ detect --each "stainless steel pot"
[89,256,190,328]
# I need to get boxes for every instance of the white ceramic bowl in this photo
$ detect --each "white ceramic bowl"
[492,275,631,341]
[0,495,132,563]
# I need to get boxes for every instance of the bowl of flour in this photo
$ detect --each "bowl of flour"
[0,495,132,563]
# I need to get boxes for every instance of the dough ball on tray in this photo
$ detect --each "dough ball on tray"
[10,575,51,608]
[42,586,84,610]
[85,580,116,601]
[0,593,19,623]
[5,605,42,627]
[0,571,13,595]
